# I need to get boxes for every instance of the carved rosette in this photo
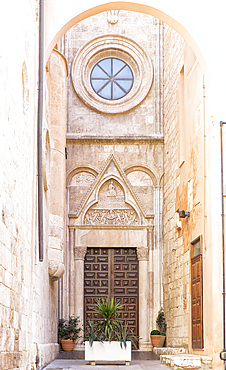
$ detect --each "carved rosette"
[136,247,149,261]
[74,246,87,260]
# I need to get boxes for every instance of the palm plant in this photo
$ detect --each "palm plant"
[84,297,139,348]
[115,321,139,349]
[94,297,123,341]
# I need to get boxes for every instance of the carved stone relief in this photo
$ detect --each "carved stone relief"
[84,208,138,226]
[84,179,139,226]
[69,171,96,214]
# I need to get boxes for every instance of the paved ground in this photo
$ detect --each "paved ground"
[43,359,169,370]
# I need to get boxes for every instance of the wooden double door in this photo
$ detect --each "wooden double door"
[84,247,139,341]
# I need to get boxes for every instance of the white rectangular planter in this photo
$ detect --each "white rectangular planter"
[85,341,131,365]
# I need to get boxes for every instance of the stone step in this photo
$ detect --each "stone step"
[57,349,159,361]
[154,347,188,356]
[160,354,212,370]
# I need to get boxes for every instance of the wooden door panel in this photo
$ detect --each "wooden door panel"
[84,247,139,343]
[191,254,203,349]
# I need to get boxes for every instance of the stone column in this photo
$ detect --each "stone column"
[69,228,75,315]
[137,246,151,351]
[74,246,87,327]
[148,226,154,332]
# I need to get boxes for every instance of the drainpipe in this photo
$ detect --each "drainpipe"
[37,0,44,262]
[220,121,226,361]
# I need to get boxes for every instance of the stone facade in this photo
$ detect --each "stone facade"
[59,10,164,349]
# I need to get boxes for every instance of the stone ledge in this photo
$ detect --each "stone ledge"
[160,354,212,370]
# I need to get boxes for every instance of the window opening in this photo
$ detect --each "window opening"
[90,57,134,100]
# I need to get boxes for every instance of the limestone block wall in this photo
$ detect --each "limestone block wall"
[0,1,62,369]
[163,25,189,348]
[163,23,205,351]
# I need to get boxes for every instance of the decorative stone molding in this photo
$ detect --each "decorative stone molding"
[74,246,87,260]
[136,247,149,261]
[48,260,65,281]
[71,35,153,114]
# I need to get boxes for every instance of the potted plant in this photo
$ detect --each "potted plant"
[150,307,167,348]
[84,297,139,365]
[58,315,81,352]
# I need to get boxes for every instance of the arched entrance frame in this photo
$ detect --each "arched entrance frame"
[45,1,207,73]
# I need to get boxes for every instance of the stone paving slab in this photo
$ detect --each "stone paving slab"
[43,359,169,370]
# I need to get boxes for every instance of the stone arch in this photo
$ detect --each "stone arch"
[67,167,98,215]
[66,166,98,187]
[124,166,157,216]
[124,165,158,186]
[45,1,206,74]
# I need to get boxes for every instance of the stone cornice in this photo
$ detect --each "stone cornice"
[66,134,164,144]
[68,224,153,230]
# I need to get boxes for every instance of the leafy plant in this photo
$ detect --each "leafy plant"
[84,296,140,348]
[156,307,167,335]
[58,315,81,341]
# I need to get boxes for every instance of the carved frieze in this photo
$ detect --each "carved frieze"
[74,246,87,260]
[84,208,138,226]
[73,173,95,184]
[136,247,149,261]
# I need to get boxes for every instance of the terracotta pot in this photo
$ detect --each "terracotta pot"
[150,334,162,347]
[61,339,75,352]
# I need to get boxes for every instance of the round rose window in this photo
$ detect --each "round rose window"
[90,57,134,100]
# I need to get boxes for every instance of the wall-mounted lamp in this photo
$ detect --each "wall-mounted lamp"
[176,209,190,219]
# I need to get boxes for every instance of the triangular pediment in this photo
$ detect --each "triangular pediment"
[71,155,148,225]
